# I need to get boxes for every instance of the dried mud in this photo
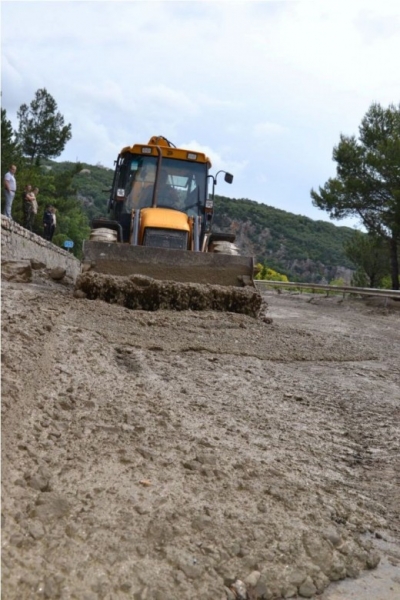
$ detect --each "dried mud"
[75,272,264,318]
[1,274,400,600]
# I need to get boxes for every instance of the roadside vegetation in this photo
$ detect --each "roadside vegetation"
[213,194,356,282]
[311,102,400,290]
[2,91,399,285]
[1,89,90,258]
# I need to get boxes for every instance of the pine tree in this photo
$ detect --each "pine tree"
[1,108,22,176]
[344,231,390,288]
[311,102,400,289]
[17,88,72,164]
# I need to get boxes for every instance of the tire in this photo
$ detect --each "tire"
[89,227,118,242]
[210,241,240,255]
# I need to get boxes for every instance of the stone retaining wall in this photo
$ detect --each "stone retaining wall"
[1,216,81,281]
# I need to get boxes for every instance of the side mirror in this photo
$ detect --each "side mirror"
[214,170,234,188]
[224,173,233,184]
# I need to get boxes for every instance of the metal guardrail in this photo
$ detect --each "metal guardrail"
[254,280,400,300]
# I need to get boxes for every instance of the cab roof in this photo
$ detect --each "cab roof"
[120,136,211,166]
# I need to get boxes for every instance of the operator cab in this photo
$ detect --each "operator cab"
[104,137,233,246]
[112,154,207,217]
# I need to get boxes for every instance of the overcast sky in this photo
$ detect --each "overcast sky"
[2,0,400,228]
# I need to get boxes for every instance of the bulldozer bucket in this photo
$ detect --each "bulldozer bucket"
[82,241,254,287]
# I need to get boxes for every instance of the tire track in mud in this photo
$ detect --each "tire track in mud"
[2,281,400,599]
[1,286,74,470]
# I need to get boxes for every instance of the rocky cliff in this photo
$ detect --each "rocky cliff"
[213,198,356,283]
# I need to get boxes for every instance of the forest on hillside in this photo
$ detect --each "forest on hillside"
[2,91,398,286]
[2,84,354,280]
[60,162,356,281]
[213,195,356,274]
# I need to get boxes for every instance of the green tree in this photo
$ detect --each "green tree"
[45,163,90,258]
[1,108,22,173]
[213,194,356,283]
[3,93,89,250]
[21,163,90,256]
[16,88,72,164]
[311,102,400,289]
[1,108,32,218]
[254,263,289,282]
[344,231,390,288]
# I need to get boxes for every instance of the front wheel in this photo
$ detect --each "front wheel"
[209,240,240,255]
[89,227,118,242]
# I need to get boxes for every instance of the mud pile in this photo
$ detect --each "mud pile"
[75,272,264,317]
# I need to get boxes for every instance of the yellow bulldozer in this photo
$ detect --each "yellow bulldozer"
[81,135,255,287]
[78,136,264,316]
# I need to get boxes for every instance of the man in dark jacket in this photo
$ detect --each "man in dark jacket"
[43,205,54,241]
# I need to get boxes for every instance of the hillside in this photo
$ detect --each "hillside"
[48,160,357,282]
[43,160,114,221]
[213,196,356,283]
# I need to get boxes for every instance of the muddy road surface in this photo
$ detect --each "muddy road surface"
[2,274,399,599]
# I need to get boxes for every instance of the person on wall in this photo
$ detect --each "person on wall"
[23,184,38,232]
[3,164,17,219]
[49,206,56,241]
[31,187,39,220]
[43,204,55,241]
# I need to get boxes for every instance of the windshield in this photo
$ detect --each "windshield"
[117,154,207,215]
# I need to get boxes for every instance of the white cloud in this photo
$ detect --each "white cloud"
[2,0,399,228]
[139,85,199,116]
[196,93,242,110]
[253,121,287,137]
[181,139,248,177]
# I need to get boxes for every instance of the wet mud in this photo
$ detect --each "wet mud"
[75,272,264,318]
[1,275,399,599]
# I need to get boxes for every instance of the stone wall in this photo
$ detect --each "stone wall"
[1,216,81,281]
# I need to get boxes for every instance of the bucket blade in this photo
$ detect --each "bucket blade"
[82,241,254,287]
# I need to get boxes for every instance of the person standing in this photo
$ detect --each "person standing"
[43,205,53,240]
[3,164,17,219]
[31,187,39,222]
[49,206,56,241]
[23,184,35,231]
[43,204,56,241]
